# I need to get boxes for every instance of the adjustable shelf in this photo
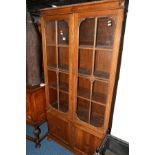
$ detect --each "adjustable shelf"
[59,64,69,71]
[92,93,107,105]
[94,71,110,79]
[90,102,105,127]
[78,68,92,76]
[77,87,90,100]
[58,44,69,48]
[79,45,94,50]
[50,101,69,113]
[49,91,69,113]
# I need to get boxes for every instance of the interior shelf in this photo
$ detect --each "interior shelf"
[76,98,90,123]
[51,101,68,113]
[92,80,108,105]
[49,82,57,89]
[59,82,69,92]
[50,91,69,113]
[92,92,107,105]
[59,64,69,71]
[77,77,91,99]
[46,43,56,47]
[90,102,105,127]
[59,91,69,113]
[58,44,69,48]
[95,45,113,50]
[79,45,94,49]
[59,72,69,92]
[77,87,90,100]
[77,106,105,127]
[90,113,104,127]
[77,108,89,123]
[78,68,92,76]
[48,64,57,70]
[94,70,110,79]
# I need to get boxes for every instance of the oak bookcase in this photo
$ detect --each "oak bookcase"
[40,0,127,154]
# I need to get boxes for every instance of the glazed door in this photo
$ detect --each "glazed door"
[73,10,118,130]
[42,14,73,117]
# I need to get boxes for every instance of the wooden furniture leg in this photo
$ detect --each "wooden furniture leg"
[33,126,41,148]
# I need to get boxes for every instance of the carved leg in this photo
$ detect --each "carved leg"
[33,126,41,148]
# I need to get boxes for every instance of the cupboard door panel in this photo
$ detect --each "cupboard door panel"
[47,112,69,144]
[74,127,101,155]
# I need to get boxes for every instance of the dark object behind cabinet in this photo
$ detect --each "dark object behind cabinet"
[95,135,129,155]
[26,11,42,86]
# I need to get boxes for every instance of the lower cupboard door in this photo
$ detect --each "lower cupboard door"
[47,112,69,144]
[74,127,102,155]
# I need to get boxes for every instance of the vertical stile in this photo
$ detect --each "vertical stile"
[88,17,98,123]
[55,20,60,110]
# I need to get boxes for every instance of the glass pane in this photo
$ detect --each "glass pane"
[78,49,93,75]
[77,98,90,123]
[77,77,91,100]
[79,18,95,47]
[92,80,108,104]
[96,17,115,48]
[45,21,56,45]
[94,50,112,79]
[49,88,58,109]
[90,102,105,127]
[58,47,69,71]
[48,70,57,88]
[46,46,57,68]
[58,20,69,45]
[59,72,69,92]
[59,92,69,113]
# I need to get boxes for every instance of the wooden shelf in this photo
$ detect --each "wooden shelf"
[46,44,56,47]
[77,87,90,100]
[94,70,110,79]
[50,101,69,113]
[78,68,91,75]
[95,45,112,51]
[47,64,57,70]
[58,44,69,48]
[59,82,69,92]
[79,45,113,51]
[77,108,89,123]
[77,108,104,127]
[49,82,57,89]
[48,65,69,74]
[92,93,107,105]
[59,64,69,71]
[79,45,94,50]
[90,114,104,127]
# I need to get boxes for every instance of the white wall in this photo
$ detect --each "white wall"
[111,1,155,154]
